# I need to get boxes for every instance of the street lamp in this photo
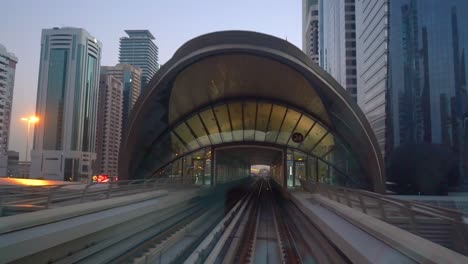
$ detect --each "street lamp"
[21,116,39,162]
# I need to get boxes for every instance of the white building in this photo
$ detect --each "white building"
[302,0,320,64]
[0,44,18,156]
[101,64,142,132]
[30,27,102,181]
[355,0,389,156]
[320,0,358,101]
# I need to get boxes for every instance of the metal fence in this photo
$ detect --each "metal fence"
[0,177,197,216]
[300,179,468,255]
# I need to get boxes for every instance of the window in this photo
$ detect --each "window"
[44,49,68,150]
[346,78,357,85]
[346,32,356,39]
[345,41,356,48]
[346,50,356,57]
[346,69,357,75]
[345,5,355,12]
[346,59,356,66]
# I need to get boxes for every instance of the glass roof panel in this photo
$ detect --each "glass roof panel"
[243,101,256,141]
[228,102,243,141]
[255,102,272,141]
[313,133,335,157]
[300,123,327,153]
[170,132,188,158]
[200,108,222,144]
[265,104,287,142]
[288,115,315,148]
[174,122,199,150]
[186,114,211,146]
[277,109,301,145]
[213,104,233,142]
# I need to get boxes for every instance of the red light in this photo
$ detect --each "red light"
[96,174,109,183]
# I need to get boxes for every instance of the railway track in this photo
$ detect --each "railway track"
[58,178,348,264]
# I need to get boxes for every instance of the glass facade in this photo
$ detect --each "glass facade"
[43,49,68,150]
[388,0,468,184]
[119,30,159,91]
[82,55,97,152]
[146,100,367,188]
[154,147,212,185]
[71,45,82,150]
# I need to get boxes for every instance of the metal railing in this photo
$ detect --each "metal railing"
[0,177,198,216]
[300,179,468,255]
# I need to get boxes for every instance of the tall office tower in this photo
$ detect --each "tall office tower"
[30,27,102,181]
[119,30,159,92]
[320,0,358,101]
[356,0,389,156]
[96,73,123,178]
[357,0,468,188]
[0,44,18,155]
[101,64,142,132]
[302,0,320,63]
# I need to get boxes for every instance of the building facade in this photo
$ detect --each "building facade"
[0,45,18,155]
[355,0,468,188]
[302,0,320,64]
[355,0,389,156]
[119,30,159,91]
[320,0,358,101]
[30,27,102,181]
[96,73,123,178]
[101,64,142,133]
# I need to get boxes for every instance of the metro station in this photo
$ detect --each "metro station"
[119,30,385,193]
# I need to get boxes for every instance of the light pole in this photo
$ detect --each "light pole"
[21,116,39,162]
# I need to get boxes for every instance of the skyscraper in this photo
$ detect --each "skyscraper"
[30,27,102,181]
[355,0,468,187]
[0,44,18,155]
[355,0,390,156]
[100,64,142,132]
[96,73,123,178]
[302,0,320,64]
[319,0,358,101]
[119,30,159,92]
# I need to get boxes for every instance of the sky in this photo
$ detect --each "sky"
[0,0,302,160]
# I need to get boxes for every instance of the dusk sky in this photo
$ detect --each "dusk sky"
[1,0,302,160]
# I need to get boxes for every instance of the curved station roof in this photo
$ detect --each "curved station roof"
[119,31,385,192]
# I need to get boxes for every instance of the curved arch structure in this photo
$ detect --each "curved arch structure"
[119,31,385,192]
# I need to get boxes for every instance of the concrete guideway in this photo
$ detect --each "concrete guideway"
[1,178,468,264]
[0,188,201,264]
[290,190,468,263]
[0,178,193,216]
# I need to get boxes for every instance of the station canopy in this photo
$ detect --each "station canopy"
[119,31,385,192]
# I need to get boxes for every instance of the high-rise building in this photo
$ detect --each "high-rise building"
[30,27,102,181]
[0,44,18,155]
[356,0,389,156]
[96,73,123,178]
[119,30,159,92]
[101,64,142,132]
[302,0,320,63]
[319,0,358,101]
[356,0,468,187]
